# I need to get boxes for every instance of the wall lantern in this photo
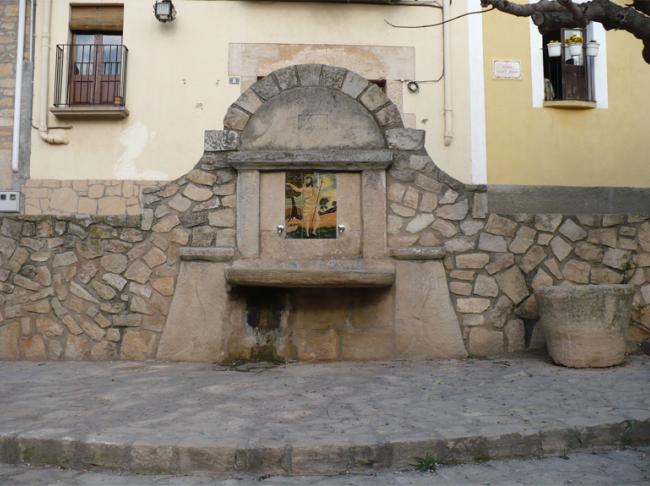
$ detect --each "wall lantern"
[153,0,176,23]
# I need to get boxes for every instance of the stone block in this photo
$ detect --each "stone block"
[320,65,347,89]
[251,75,281,101]
[386,129,424,151]
[436,200,469,221]
[456,297,491,313]
[204,130,240,152]
[591,267,624,284]
[64,334,93,360]
[504,319,525,352]
[98,197,126,216]
[474,275,499,297]
[405,214,434,234]
[223,106,250,131]
[456,253,489,269]
[509,226,536,254]
[478,233,507,252]
[450,281,472,296]
[496,266,529,305]
[550,236,572,262]
[341,70,368,98]
[602,248,630,270]
[520,245,547,273]
[359,83,389,111]
[472,192,488,219]
[20,335,47,361]
[234,90,263,114]
[121,329,157,360]
[394,260,467,359]
[100,253,128,273]
[485,214,517,237]
[535,214,563,232]
[124,260,152,285]
[468,328,503,357]
[562,259,591,284]
[558,218,587,242]
[531,268,553,289]
[0,322,20,360]
[296,64,322,87]
[274,65,299,90]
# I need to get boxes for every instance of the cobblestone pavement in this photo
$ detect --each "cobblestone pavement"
[0,354,648,476]
[0,447,648,485]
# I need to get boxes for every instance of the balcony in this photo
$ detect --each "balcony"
[51,43,129,119]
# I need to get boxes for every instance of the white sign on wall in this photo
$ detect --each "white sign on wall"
[492,59,522,80]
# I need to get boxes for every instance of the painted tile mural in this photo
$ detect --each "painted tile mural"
[285,172,337,239]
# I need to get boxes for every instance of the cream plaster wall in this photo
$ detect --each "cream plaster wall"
[483,10,650,187]
[30,0,475,183]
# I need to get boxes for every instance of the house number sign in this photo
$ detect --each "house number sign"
[492,59,522,80]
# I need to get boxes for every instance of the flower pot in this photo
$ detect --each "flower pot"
[547,43,562,58]
[535,284,635,368]
[586,41,600,57]
[568,42,583,57]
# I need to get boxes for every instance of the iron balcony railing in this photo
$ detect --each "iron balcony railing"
[54,44,128,107]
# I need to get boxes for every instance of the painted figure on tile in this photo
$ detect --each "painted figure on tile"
[285,172,336,239]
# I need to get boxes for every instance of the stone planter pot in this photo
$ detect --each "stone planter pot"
[535,284,635,368]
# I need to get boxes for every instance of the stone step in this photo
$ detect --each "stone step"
[0,356,648,477]
[2,447,649,485]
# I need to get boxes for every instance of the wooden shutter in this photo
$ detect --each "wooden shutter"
[70,5,124,32]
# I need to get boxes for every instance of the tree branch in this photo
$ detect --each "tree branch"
[481,0,650,63]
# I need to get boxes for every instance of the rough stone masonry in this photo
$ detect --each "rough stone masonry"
[0,64,649,362]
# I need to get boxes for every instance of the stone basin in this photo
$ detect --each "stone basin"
[224,258,396,288]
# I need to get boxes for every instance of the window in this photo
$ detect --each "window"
[530,20,608,109]
[542,28,593,102]
[52,5,128,117]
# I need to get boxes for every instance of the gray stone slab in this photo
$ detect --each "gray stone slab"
[488,184,650,215]
[179,247,235,262]
[225,258,396,288]
[390,246,446,260]
[394,260,467,360]
[0,356,648,477]
[227,149,393,171]
[157,262,239,362]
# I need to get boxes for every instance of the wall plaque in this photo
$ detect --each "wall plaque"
[492,59,522,80]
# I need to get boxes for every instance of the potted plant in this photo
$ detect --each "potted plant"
[547,40,562,58]
[565,34,584,56]
[586,40,600,57]
[535,284,636,368]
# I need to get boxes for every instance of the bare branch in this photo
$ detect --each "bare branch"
[481,0,650,63]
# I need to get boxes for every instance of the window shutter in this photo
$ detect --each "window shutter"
[69,5,124,32]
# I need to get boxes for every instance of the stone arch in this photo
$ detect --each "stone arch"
[223,64,403,150]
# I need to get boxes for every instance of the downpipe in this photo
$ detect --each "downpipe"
[442,0,453,146]
[11,0,26,172]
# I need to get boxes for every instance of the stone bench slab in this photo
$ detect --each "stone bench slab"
[224,259,395,288]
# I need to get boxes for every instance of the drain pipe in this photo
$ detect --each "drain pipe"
[38,0,67,145]
[11,0,26,172]
[442,0,453,146]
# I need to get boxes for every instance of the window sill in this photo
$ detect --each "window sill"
[543,100,596,110]
[50,105,129,120]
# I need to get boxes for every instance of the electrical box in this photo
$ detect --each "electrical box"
[0,191,20,212]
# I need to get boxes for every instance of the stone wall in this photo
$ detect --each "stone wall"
[23,179,164,216]
[385,151,650,356]
[0,155,237,360]
[1,62,649,362]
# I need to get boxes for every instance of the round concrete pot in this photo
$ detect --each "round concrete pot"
[535,284,636,368]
